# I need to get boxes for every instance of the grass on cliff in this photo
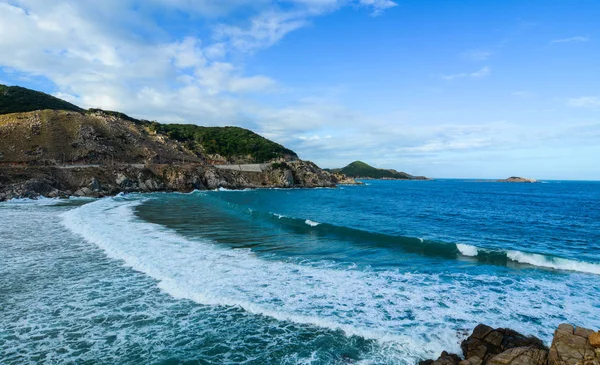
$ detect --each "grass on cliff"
[0,84,83,115]
[148,123,298,163]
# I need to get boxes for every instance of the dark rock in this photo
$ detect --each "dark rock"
[461,324,547,363]
[89,178,102,191]
[420,351,462,365]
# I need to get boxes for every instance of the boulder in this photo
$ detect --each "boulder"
[461,324,547,363]
[486,347,547,365]
[548,324,600,365]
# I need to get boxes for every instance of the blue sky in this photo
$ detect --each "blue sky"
[0,0,599,179]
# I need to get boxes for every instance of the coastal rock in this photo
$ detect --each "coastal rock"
[420,351,462,365]
[89,177,102,191]
[486,347,547,365]
[115,173,131,186]
[461,324,547,363]
[589,332,600,348]
[548,324,600,364]
[459,357,483,365]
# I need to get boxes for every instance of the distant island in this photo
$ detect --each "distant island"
[498,177,538,183]
[327,161,429,180]
[0,84,359,201]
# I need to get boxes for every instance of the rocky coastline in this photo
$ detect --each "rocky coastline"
[0,160,347,201]
[421,323,600,365]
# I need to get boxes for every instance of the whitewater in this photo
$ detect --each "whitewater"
[2,179,600,364]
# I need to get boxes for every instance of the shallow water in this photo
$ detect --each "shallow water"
[2,180,599,364]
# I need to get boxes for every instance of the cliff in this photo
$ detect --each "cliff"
[0,85,350,200]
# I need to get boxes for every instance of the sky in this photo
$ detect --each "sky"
[0,0,599,179]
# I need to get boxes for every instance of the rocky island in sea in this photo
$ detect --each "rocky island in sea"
[498,177,539,183]
[0,84,358,201]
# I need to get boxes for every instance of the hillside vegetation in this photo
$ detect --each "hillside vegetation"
[148,123,298,163]
[0,84,82,115]
[0,85,298,164]
[335,161,426,180]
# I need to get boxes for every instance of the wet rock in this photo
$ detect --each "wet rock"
[461,324,547,363]
[548,324,600,364]
[74,187,93,197]
[486,347,547,365]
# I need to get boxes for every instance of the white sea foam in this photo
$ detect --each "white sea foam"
[4,196,59,205]
[305,219,320,227]
[456,243,478,257]
[60,197,600,361]
[507,250,600,275]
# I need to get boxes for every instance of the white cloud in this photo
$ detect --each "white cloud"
[441,66,490,81]
[567,96,600,108]
[214,10,311,53]
[462,49,493,61]
[551,36,590,44]
[359,0,397,16]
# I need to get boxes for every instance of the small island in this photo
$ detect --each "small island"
[498,176,538,183]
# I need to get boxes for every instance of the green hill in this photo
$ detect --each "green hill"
[0,85,298,164]
[0,84,83,115]
[337,161,426,180]
[148,123,298,163]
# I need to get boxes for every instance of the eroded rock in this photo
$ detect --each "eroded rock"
[486,346,547,365]
[461,324,547,363]
[548,324,600,365]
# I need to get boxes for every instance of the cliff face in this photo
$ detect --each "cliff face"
[0,109,342,200]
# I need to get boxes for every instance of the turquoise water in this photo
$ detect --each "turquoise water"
[1,180,599,364]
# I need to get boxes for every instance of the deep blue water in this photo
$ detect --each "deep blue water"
[1,180,599,364]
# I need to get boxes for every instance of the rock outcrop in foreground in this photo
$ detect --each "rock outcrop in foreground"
[420,323,600,365]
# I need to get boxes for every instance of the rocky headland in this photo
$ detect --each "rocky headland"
[328,160,429,180]
[420,323,600,365]
[0,85,356,201]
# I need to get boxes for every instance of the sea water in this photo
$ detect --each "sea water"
[1,180,599,364]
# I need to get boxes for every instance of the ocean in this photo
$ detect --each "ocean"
[1,180,599,364]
